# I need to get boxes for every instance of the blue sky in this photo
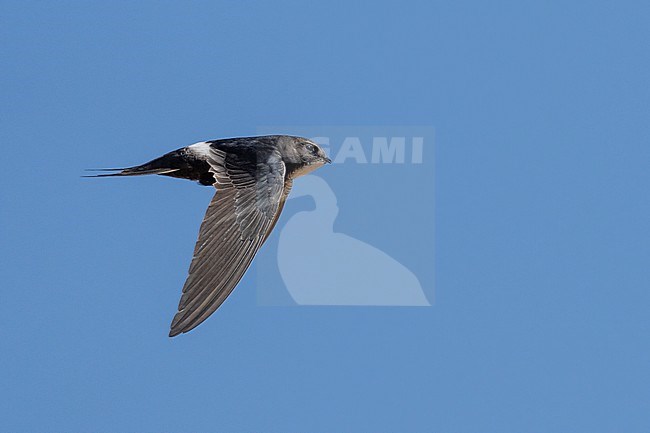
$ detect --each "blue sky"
[1,1,649,432]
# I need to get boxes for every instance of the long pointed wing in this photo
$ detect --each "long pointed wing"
[169,148,290,337]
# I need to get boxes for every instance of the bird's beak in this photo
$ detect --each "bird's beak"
[324,157,332,164]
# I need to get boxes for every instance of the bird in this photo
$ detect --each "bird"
[87,135,331,336]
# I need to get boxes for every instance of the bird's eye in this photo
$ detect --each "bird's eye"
[307,144,318,153]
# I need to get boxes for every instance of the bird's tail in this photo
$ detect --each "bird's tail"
[83,148,214,185]
[82,151,186,178]
[82,166,179,178]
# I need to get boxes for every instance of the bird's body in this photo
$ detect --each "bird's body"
[89,135,330,336]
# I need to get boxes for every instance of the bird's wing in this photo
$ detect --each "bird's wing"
[169,148,290,337]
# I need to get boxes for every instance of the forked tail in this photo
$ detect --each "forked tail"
[83,147,215,185]
[82,166,179,178]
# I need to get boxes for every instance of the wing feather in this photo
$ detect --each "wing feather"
[169,147,290,336]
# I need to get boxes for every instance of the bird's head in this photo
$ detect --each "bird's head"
[280,136,331,178]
